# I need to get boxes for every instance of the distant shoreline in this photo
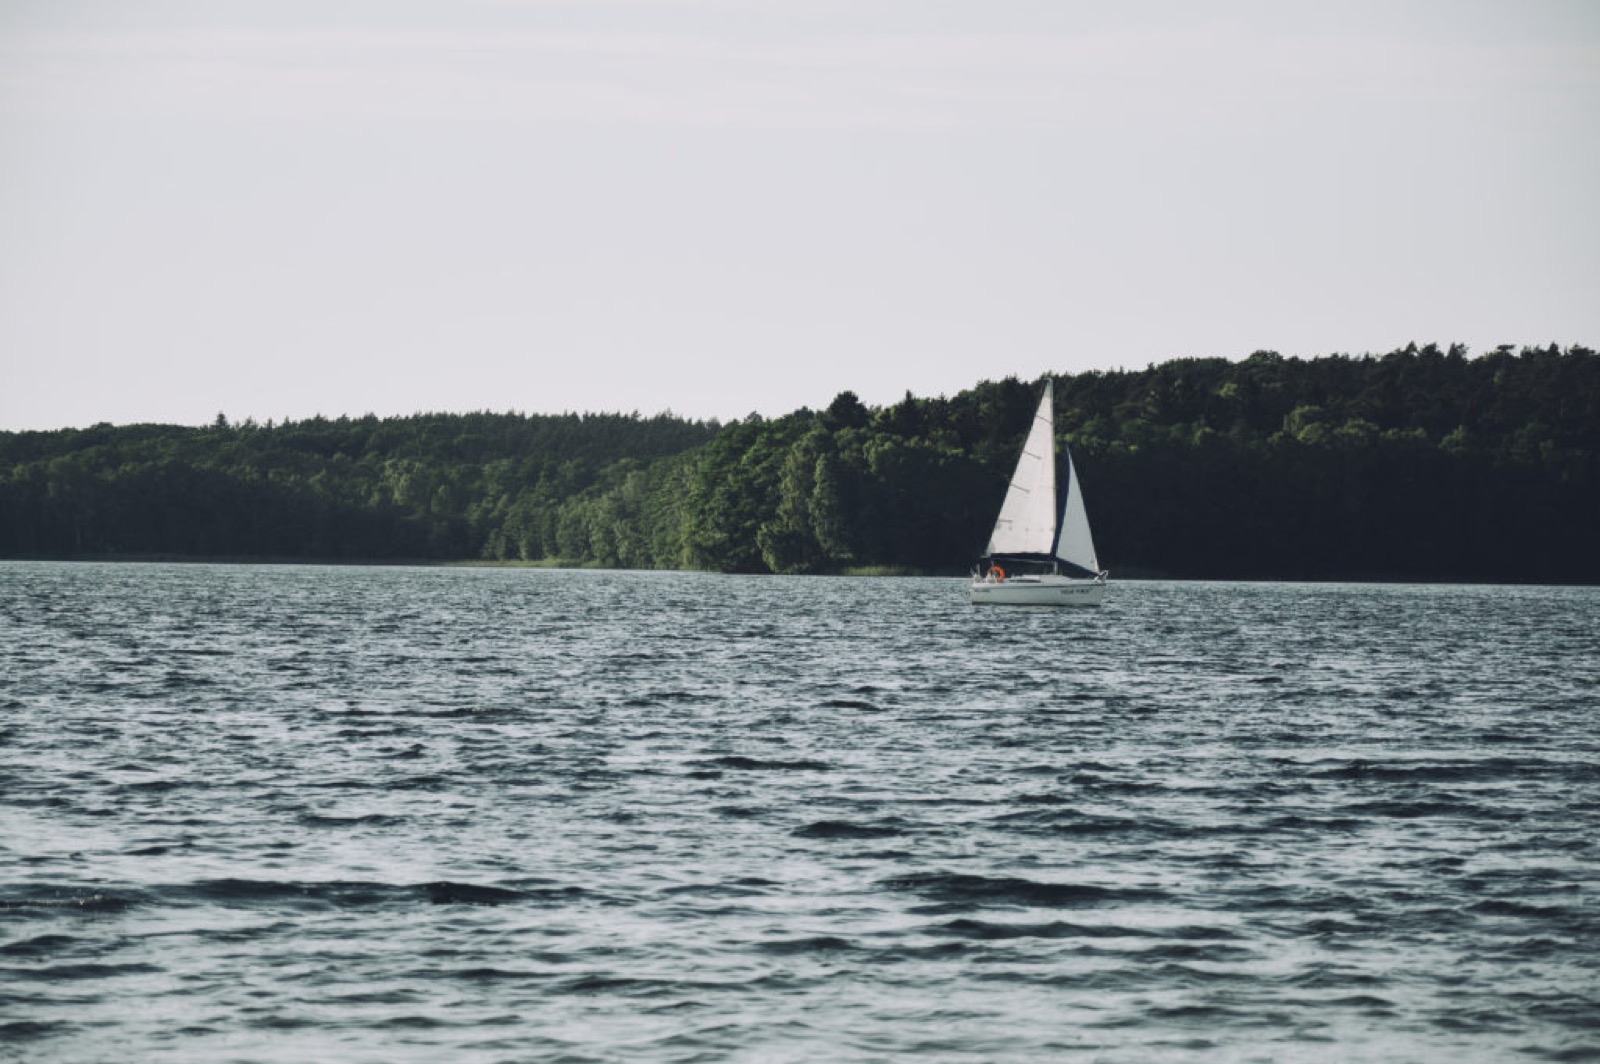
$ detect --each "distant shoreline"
[3,554,1594,587]
[6,348,1595,584]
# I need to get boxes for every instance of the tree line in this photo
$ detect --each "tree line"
[2,343,1596,582]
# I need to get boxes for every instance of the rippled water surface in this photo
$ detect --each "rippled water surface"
[3,562,1598,1062]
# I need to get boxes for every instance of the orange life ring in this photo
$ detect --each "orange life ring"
[989,565,1006,583]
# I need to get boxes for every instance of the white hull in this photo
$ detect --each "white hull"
[969,575,1105,607]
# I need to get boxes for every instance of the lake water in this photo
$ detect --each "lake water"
[2,562,1598,1063]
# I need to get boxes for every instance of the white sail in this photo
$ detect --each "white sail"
[984,381,1058,557]
[1055,449,1099,574]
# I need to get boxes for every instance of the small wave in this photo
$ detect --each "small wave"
[818,699,880,711]
[644,691,701,704]
[192,922,296,943]
[1264,814,1367,832]
[374,1014,450,1029]
[791,820,904,840]
[879,872,1167,909]
[0,934,80,956]
[167,877,541,909]
[707,756,832,772]
[1,962,162,981]
[553,973,686,997]
[1325,994,1396,1009]
[1251,890,1371,914]
[118,778,184,793]
[1431,1010,1523,1035]
[385,774,449,790]
[1014,791,1072,806]
[1309,758,1534,782]
[867,942,972,963]
[660,878,775,899]
[1065,773,1156,795]
[1142,1003,1255,1023]
[1341,798,1517,820]
[1009,759,1062,772]
[0,1021,64,1042]
[1298,918,1369,936]
[938,917,1242,942]
[938,917,1142,941]
[0,892,141,915]
[1287,965,1389,989]
[424,882,526,906]
[1469,899,1576,919]
[161,671,215,689]
[298,812,409,828]
[247,1014,318,1030]
[418,706,498,719]
[176,878,410,909]
[757,935,856,955]
[991,809,1178,838]
[1138,942,1257,963]
[446,967,551,983]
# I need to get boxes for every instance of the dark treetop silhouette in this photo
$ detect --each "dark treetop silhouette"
[3,344,1596,583]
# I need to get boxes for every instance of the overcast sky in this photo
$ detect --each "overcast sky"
[2,0,1597,430]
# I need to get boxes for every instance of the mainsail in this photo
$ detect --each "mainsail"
[984,381,1059,558]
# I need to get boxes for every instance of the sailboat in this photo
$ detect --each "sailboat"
[969,380,1108,606]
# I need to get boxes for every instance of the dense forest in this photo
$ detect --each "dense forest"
[3,343,1597,582]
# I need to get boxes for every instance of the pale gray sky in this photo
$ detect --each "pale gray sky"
[2,0,1597,430]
